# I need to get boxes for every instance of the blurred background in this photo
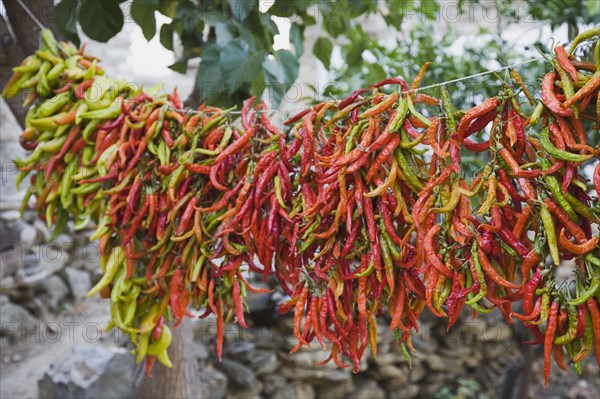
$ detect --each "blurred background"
[1,1,599,398]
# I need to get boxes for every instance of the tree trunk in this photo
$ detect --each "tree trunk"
[0,14,27,125]
[2,2,203,396]
[3,0,59,55]
[2,0,60,126]
[131,318,201,399]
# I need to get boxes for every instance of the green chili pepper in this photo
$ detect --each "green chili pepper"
[274,176,288,210]
[540,158,578,222]
[40,29,58,55]
[567,275,599,305]
[13,56,42,73]
[529,101,544,125]
[539,128,593,162]
[466,243,488,305]
[565,192,600,224]
[49,207,69,242]
[47,62,65,81]
[540,202,560,266]
[553,57,578,117]
[394,149,423,192]
[38,92,71,117]
[406,95,431,127]
[388,97,409,132]
[554,305,578,345]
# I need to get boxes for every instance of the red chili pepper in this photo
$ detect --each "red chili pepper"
[75,78,94,99]
[231,278,247,328]
[497,225,530,258]
[370,77,408,91]
[555,45,578,81]
[457,97,499,142]
[339,88,368,110]
[544,300,560,386]
[587,299,600,367]
[541,72,573,116]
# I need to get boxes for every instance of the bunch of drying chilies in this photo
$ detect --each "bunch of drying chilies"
[4,28,599,385]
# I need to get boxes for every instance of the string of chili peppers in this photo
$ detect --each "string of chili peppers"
[4,27,599,383]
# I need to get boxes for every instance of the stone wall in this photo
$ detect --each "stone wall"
[186,310,599,399]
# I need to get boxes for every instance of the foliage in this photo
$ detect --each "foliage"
[319,22,549,110]
[54,0,598,107]
[435,378,489,399]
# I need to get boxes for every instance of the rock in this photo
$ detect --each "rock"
[248,326,290,350]
[33,220,51,242]
[408,333,438,354]
[243,349,278,375]
[286,347,335,368]
[0,210,20,221]
[261,374,288,397]
[227,382,263,399]
[191,340,209,361]
[1,220,31,249]
[37,345,131,399]
[271,382,315,399]
[64,266,91,300]
[376,364,408,384]
[409,362,426,383]
[0,98,21,141]
[0,294,8,305]
[0,140,28,210]
[349,380,385,399]
[43,275,69,309]
[199,367,228,399]
[478,321,513,342]
[388,385,420,399]
[424,354,446,371]
[53,234,75,249]
[36,243,69,271]
[223,340,255,360]
[0,301,40,336]
[372,352,399,366]
[419,381,445,398]
[483,342,512,360]
[0,246,21,279]
[243,281,272,313]
[281,366,351,386]
[316,379,355,398]
[217,359,259,391]
[463,351,482,369]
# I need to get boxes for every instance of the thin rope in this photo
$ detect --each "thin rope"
[14,0,547,116]
[404,57,545,94]
[15,0,45,30]
[166,56,546,115]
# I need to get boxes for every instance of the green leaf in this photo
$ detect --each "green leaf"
[78,0,124,42]
[169,59,188,73]
[131,0,159,41]
[419,0,439,19]
[196,45,226,105]
[268,0,300,17]
[159,23,174,50]
[55,0,80,46]
[229,51,266,90]
[227,0,257,21]
[157,0,178,17]
[263,49,299,106]
[313,37,333,69]
[587,0,600,16]
[320,1,347,37]
[289,23,304,57]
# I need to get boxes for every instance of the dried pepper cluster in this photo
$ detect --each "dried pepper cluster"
[4,28,600,384]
